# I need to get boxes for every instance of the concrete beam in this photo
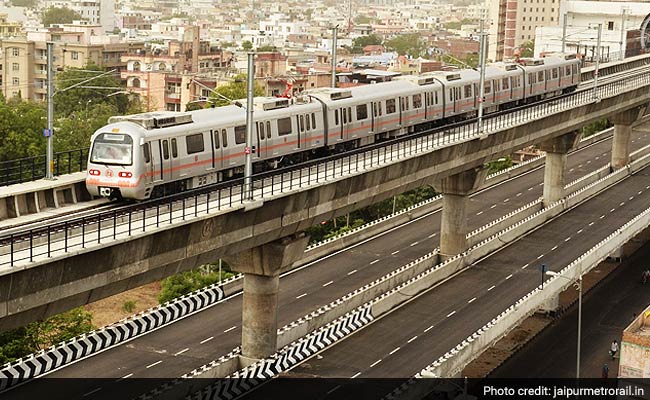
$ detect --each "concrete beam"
[225,234,309,361]
[435,168,487,258]
[539,132,581,207]
[611,106,647,169]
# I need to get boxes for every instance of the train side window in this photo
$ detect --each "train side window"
[311,113,316,129]
[552,68,558,79]
[334,109,339,125]
[143,142,150,163]
[529,73,535,84]
[234,125,246,144]
[342,108,347,124]
[413,94,422,108]
[484,81,491,94]
[357,104,368,120]
[306,114,311,130]
[572,65,577,75]
[378,102,382,115]
[277,117,292,136]
[186,133,205,154]
[386,99,396,114]
[171,138,178,158]
[495,80,500,92]
[538,71,544,81]
[213,130,220,149]
[162,140,169,160]
[448,88,453,101]
[502,78,509,90]
[266,121,272,138]
[221,129,228,147]
[299,115,305,132]
[258,122,264,138]
[566,65,571,75]
[463,85,472,98]
[435,91,439,104]
[348,107,352,121]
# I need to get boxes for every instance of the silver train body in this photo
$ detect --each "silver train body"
[86,54,581,200]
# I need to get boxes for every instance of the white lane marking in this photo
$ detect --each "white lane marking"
[569,168,574,172]
[620,202,625,206]
[370,259,379,265]
[370,359,382,368]
[447,311,456,318]
[428,233,437,238]
[504,198,510,203]
[595,156,599,160]
[577,229,584,234]
[408,336,418,343]
[323,280,334,287]
[347,269,358,276]
[296,293,308,299]
[638,191,643,195]
[468,297,477,303]
[516,192,522,197]
[610,208,615,213]
[586,160,591,164]
[490,204,497,209]
[83,388,102,397]
[327,385,342,395]
[522,263,529,269]
[599,215,605,219]
[565,237,571,242]
[539,183,544,186]
[390,347,401,355]
[351,372,361,379]
[391,250,400,255]
[588,222,594,227]
[578,164,583,168]
[647,185,650,189]
[224,326,237,333]
[488,285,495,291]
[537,254,544,259]
[505,274,513,280]
[174,348,189,356]
[528,187,534,191]
[200,336,214,344]
[551,245,558,251]
[629,196,634,201]
[476,211,483,216]
[410,241,419,247]
[146,360,162,369]
[424,325,434,332]
[117,373,133,381]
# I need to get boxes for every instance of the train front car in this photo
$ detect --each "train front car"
[86,122,147,200]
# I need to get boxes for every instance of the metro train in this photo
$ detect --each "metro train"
[86,53,581,200]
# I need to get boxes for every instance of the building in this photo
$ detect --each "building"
[619,304,650,379]
[534,1,650,60]
[1,25,143,101]
[0,13,24,38]
[44,0,116,33]
[486,0,560,60]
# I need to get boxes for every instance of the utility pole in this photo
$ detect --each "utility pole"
[619,7,627,61]
[561,13,568,53]
[594,23,602,101]
[245,52,254,201]
[331,25,338,88]
[477,19,487,135]
[46,41,55,179]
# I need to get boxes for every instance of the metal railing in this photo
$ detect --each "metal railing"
[1,69,649,268]
[0,148,89,186]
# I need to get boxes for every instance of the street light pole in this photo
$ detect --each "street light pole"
[561,14,568,53]
[593,23,602,101]
[245,52,255,201]
[331,25,339,88]
[46,41,55,179]
[477,18,487,135]
[619,7,627,61]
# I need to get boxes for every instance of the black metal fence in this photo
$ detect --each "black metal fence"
[0,148,89,186]
[1,69,650,267]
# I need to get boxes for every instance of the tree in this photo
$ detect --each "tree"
[207,74,264,108]
[242,40,253,51]
[158,264,234,304]
[351,34,383,54]
[486,156,514,174]
[0,98,46,161]
[385,34,427,58]
[257,45,277,52]
[10,0,37,7]
[41,6,83,27]
[519,40,534,57]
[441,53,479,69]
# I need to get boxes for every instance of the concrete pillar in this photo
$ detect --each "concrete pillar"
[434,167,487,259]
[610,106,645,169]
[539,132,581,207]
[224,233,309,363]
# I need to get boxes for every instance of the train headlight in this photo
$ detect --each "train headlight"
[89,169,101,176]
[118,171,133,178]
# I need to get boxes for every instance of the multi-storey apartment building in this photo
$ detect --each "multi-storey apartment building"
[44,0,116,33]
[486,0,560,60]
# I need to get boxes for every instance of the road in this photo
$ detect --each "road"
[244,154,650,399]
[4,126,650,400]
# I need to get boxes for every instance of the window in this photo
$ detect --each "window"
[306,114,310,130]
[435,91,439,104]
[12,63,18,71]
[463,85,472,98]
[529,73,536,84]
[12,48,18,56]
[342,108,347,124]
[386,99,396,114]
[538,71,544,81]
[484,81,491,94]
[552,68,558,79]
[71,51,79,60]
[143,143,150,163]
[502,77,509,90]
[171,138,178,157]
[311,114,316,130]
[186,133,205,154]
[222,129,228,147]
[234,125,246,144]
[266,121,271,138]
[258,121,265,138]
[608,21,614,31]
[566,65,571,75]
[299,115,305,132]
[213,130,220,148]
[277,117,292,136]
[351,104,366,122]
[12,77,18,86]
[162,140,169,159]
[334,109,339,125]
[412,94,422,108]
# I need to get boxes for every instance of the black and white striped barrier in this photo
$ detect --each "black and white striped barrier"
[0,283,226,392]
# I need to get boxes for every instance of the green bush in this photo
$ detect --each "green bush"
[158,263,234,304]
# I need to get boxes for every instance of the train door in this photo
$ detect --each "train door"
[160,139,172,181]
[398,97,404,125]
[256,121,271,158]
[142,142,154,185]
[211,129,224,170]
[169,138,179,179]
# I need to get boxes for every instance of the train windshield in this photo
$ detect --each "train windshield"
[90,133,133,165]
